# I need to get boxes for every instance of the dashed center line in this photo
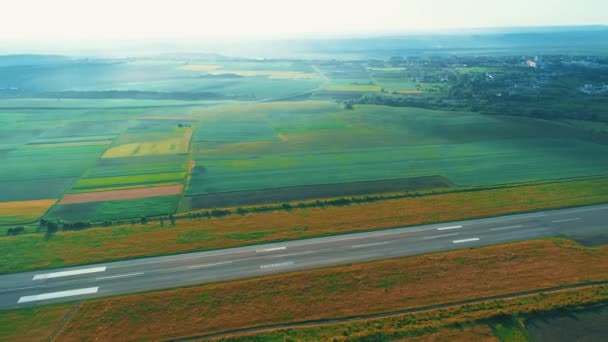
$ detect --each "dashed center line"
[437,225,463,231]
[260,261,294,269]
[490,225,524,231]
[552,218,582,223]
[18,287,99,303]
[256,247,287,253]
[351,242,390,248]
[271,251,315,258]
[423,233,459,240]
[0,285,44,294]
[453,238,480,244]
[96,272,144,281]
[188,261,233,269]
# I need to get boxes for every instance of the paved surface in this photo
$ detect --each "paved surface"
[1,204,606,310]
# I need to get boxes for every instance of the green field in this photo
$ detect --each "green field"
[71,172,186,192]
[45,195,181,223]
[186,101,608,197]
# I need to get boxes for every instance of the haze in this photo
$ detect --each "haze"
[2,0,608,42]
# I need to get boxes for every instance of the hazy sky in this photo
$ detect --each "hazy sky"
[1,0,607,41]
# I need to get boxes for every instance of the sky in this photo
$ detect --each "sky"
[1,0,607,42]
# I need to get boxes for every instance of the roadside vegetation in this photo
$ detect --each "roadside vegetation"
[35,238,608,340]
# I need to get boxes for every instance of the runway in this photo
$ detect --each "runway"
[1,204,606,310]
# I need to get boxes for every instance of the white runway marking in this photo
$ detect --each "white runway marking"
[188,261,233,269]
[351,242,390,248]
[552,218,582,223]
[260,261,294,269]
[490,225,524,231]
[271,251,315,258]
[437,225,463,231]
[33,267,107,280]
[423,233,459,240]
[256,247,286,253]
[18,287,99,303]
[453,238,480,244]
[96,272,144,281]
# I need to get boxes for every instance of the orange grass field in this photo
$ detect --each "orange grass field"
[0,199,56,224]
[52,239,608,341]
[393,326,498,342]
[222,286,608,341]
[2,177,608,273]
[0,304,72,342]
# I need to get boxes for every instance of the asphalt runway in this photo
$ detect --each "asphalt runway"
[1,204,606,310]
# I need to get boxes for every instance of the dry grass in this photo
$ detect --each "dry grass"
[55,239,608,341]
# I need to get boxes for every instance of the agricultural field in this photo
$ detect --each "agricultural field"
[46,120,195,222]
[0,103,196,224]
[184,100,608,208]
[1,56,608,226]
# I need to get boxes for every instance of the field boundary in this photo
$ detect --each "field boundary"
[170,282,608,341]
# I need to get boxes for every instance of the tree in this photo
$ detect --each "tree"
[140,217,148,224]
[47,220,59,233]
[169,214,176,226]
[6,227,24,236]
[160,217,165,227]
[45,220,59,239]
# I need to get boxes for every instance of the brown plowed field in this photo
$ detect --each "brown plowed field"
[60,185,183,204]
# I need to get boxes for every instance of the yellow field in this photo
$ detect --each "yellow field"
[102,129,192,158]
[397,90,423,94]
[0,199,56,224]
[325,84,382,92]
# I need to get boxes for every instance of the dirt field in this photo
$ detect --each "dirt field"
[59,185,183,204]
[54,239,608,341]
